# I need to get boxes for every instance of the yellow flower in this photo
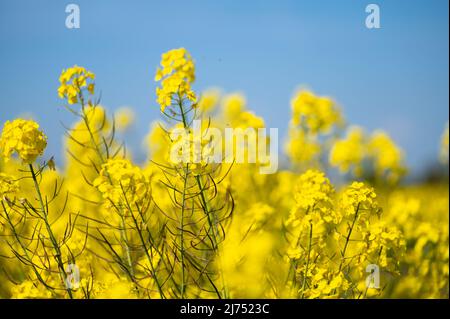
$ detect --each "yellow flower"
[286,90,343,167]
[154,48,196,112]
[340,181,379,217]
[91,274,138,299]
[198,88,220,113]
[0,119,47,163]
[10,280,53,299]
[93,158,151,206]
[285,128,321,165]
[290,90,343,134]
[302,267,350,299]
[330,127,406,183]
[329,126,365,176]
[287,170,339,225]
[368,131,407,183]
[293,170,334,211]
[222,93,246,120]
[58,65,95,105]
[169,128,217,176]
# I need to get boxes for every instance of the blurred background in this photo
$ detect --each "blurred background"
[0,0,448,181]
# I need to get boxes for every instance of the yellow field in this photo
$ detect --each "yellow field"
[0,48,448,299]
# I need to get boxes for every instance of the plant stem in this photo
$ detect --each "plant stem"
[2,202,55,295]
[78,97,136,290]
[29,164,73,299]
[178,98,228,298]
[339,203,361,272]
[300,222,313,299]
[331,203,361,297]
[120,186,167,299]
[195,174,228,299]
[179,164,189,298]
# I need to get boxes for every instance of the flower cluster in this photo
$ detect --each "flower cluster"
[286,171,332,266]
[169,129,213,176]
[330,127,407,183]
[284,171,404,298]
[0,119,47,163]
[221,93,265,130]
[285,129,321,165]
[155,48,196,112]
[290,90,343,134]
[293,170,334,209]
[198,88,220,113]
[339,181,379,217]
[286,90,343,166]
[340,183,376,215]
[93,158,151,206]
[58,65,95,104]
[357,221,404,269]
[0,49,447,300]
[304,269,350,299]
[329,126,365,176]
[368,131,406,183]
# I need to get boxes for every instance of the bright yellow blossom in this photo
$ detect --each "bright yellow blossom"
[293,170,334,212]
[368,131,406,183]
[286,90,343,167]
[340,181,379,217]
[290,90,343,134]
[287,170,341,227]
[93,158,151,207]
[0,119,47,163]
[155,48,196,112]
[0,48,447,301]
[329,126,365,176]
[330,128,406,183]
[58,65,95,104]
[198,88,221,113]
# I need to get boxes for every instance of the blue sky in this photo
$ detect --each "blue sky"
[0,0,448,177]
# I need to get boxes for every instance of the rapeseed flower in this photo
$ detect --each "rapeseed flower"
[340,181,379,217]
[155,48,196,112]
[93,158,151,206]
[58,65,95,104]
[0,119,47,163]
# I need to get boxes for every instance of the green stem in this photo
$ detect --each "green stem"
[78,95,136,290]
[80,102,105,164]
[286,207,310,289]
[339,203,361,272]
[29,164,73,299]
[2,202,54,295]
[119,215,135,277]
[331,203,361,297]
[300,222,313,299]
[179,164,189,298]
[120,186,166,299]
[177,98,228,298]
[195,174,228,298]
